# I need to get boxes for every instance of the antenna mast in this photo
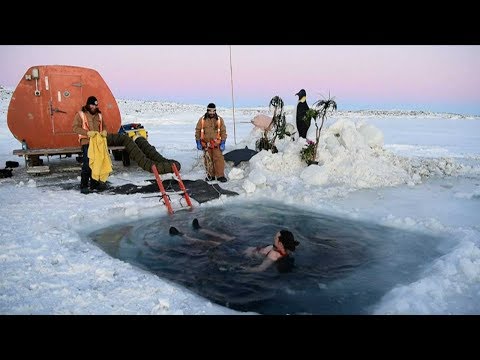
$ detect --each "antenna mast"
[229,45,237,144]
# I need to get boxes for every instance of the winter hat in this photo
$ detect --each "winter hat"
[295,89,306,98]
[86,96,98,106]
[207,103,216,109]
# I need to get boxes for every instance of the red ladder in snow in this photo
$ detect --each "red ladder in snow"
[151,164,192,215]
[172,163,193,208]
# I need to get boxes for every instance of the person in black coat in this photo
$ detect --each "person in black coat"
[295,89,310,139]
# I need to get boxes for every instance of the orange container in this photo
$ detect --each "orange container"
[7,65,121,150]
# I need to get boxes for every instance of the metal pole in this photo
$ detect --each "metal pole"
[229,45,237,144]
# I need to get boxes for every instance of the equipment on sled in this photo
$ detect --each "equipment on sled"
[112,123,148,166]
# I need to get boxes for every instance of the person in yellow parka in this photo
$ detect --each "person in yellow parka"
[72,96,109,194]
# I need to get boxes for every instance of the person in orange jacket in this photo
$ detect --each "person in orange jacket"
[72,96,108,194]
[195,103,228,182]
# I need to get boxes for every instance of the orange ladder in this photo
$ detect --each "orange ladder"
[151,163,192,215]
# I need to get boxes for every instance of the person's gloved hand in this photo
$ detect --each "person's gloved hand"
[100,130,108,137]
[196,140,203,150]
[219,140,226,152]
[87,131,96,138]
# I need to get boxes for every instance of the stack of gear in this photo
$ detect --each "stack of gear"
[0,161,19,178]
[118,123,148,140]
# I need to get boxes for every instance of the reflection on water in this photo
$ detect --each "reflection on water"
[90,201,450,314]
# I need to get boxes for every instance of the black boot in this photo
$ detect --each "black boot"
[90,179,100,190]
[80,173,89,193]
[192,218,201,230]
[169,227,182,236]
[96,181,107,192]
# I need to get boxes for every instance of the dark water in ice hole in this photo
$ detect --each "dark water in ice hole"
[90,201,450,315]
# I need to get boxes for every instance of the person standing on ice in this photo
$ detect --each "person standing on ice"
[72,96,108,194]
[195,103,228,182]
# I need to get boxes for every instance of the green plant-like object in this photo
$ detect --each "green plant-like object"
[300,140,316,163]
[302,95,337,164]
[270,96,287,141]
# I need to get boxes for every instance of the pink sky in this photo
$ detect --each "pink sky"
[1,45,479,115]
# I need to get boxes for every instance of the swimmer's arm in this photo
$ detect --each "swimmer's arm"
[258,245,273,255]
[244,245,272,257]
[183,234,221,246]
[199,228,235,241]
[244,257,275,273]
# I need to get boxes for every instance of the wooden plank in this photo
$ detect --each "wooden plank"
[58,166,82,172]
[13,146,125,157]
[14,148,81,156]
[26,166,51,174]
